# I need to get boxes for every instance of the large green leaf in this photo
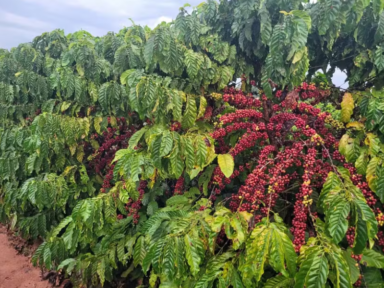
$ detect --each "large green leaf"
[184,233,203,276]
[362,249,384,269]
[327,198,350,244]
[306,254,329,288]
[294,248,320,288]
[134,236,147,267]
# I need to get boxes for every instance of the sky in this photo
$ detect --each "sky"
[0,0,348,87]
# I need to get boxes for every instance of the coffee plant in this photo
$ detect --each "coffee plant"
[2,0,384,287]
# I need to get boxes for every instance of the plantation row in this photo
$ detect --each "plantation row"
[1,0,384,287]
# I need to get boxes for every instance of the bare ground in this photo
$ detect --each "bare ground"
[0,225,52,288]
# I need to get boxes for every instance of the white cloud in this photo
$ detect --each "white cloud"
[141,16,173,28]
[22,0,191,17]
[0,10,51,30]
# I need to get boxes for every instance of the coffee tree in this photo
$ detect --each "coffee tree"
[1,0,384,287]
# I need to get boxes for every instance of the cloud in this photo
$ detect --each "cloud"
[0,10,55,48]
[22,0,199,18]
[142,16,173,28]
[0,10,52,31]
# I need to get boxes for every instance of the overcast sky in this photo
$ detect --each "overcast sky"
[0,0,347,87]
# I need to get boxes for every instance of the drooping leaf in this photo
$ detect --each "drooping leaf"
[341,93,354,123]
[218,154,234,178]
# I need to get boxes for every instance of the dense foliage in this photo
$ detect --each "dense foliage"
[2,0,384,287]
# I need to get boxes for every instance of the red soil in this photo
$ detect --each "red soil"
[0,225,51,288]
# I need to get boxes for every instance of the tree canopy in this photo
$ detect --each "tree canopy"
[1,0,384,287]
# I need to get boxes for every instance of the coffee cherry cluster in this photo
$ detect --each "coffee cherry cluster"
[346,227,356,247]
[208,82,383,255]
[230,131,268,157]
[345,164,377,207]
[222,88,261,109]
[203,106,213,120]
[209,165,245,200]
[351,253,362,262]
[174,176,185,195]
[377,231,384,252]
[125,180,147,224]
[170,121,181,132]
[89,117,137,177]
[219,109,263,125]
[354,275,363,287]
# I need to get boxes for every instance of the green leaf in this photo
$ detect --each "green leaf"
[361,267,384,288]
[375,167,384,202]
[151,135,163,169]
[160,131,173,156]
[182,136,194,172]
[134,236,147,267]
[280,232,297,277]
[218,154,234,178]
[327,198,350,244]
[120,69,135,85]
[230,216,245,250]
[292,10,311,30]
[195,137,208,168]
[97,259,106,286]
[166,195,189,206]
[269,229,287,276]
[330,252,352,288]
[170,134,184,178]
[163,238,176,280]
[306,254,329,288]
[343,249,360,284]
[294,248,320,288]
[112,149,131,163]
[264,275,294,288]
[184,233,202,276]
[362,249,384,268]
[247,226,272,281]
[98,82,110,112]
[147,201,159,216]
[355,149,369,176]
[182,96,197,129]
[129,127,149,149]
[354,207,369,255]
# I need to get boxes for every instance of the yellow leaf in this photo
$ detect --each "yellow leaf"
[197,96,207,119]
[292,47,307,64]
[341,92,354,123]
[367,157,380,188]
[339,134,350,156]
[69,145,77,156]
[76,63,84,77]
[76,146,84,162]
[94,116,102,134]
[280,10,291,15]
[204,140,217,168]
[61,101,71,112]
[239,211,253,222]
[62,166,76,177]
[218,154,234,178]
[110,116,117,128]
[367,175,377,192]
[346,121,364,130]
[90,139,99,150]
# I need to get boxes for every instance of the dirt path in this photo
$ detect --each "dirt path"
[0,225,51,288]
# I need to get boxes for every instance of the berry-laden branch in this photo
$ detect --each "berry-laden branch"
[209,83,381,252]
